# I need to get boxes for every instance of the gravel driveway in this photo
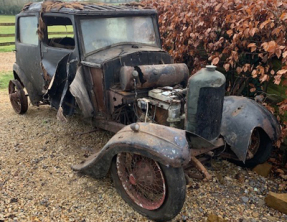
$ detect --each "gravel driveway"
[0,52,286,221]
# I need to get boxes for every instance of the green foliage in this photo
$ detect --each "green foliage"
[0,71,13,90]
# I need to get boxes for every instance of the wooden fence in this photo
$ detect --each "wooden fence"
[0,23,15,46]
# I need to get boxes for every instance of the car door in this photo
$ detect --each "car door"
[40,15,76,78]
[15,15,45,103]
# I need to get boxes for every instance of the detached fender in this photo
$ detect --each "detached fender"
[13,63,42,105]
[72,122,191,178]
[221,96,280,162]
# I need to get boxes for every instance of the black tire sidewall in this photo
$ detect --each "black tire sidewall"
[244,129,273,168]
[18,88,28,114]
[111,154,186,222]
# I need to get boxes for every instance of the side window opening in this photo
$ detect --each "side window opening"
[43,16,75,50]
[19,16,38,45]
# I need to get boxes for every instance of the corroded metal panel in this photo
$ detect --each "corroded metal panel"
[90,68,106,112]
[221,96,281,162]
[120,63,189,91]
[72,122,191,178]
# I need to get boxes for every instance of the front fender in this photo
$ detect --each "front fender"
[72,123,191,178]
[221,96,281,162]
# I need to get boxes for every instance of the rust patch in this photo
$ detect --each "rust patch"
[232,105,244,117]
[152,106,168,126]
[94,119,125,133]
[90,68,106,112]
[37,16,45,41]
[120,64,189,91]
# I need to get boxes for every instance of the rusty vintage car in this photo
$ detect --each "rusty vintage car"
[9,1,280,221]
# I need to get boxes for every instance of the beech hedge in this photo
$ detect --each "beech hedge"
[141,0,287,145]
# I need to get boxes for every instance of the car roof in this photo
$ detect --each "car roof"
[21,1,157,16]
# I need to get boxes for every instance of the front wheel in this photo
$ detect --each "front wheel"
[111,152,186,222]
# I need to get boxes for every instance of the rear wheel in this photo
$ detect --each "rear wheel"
[111,152,186,221]
[244,128,273,168]
[8,80,28,114]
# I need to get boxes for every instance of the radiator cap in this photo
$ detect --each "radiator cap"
[206,65,216,71]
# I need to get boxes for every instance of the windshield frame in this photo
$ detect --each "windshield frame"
[77,15,161,56]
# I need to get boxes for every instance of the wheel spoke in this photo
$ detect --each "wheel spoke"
[9,92,18,100]
[8,80,28,114]
[116,153,166,210]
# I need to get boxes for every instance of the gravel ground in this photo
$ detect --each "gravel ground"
[0,52,15,72]
[0,52,287,221]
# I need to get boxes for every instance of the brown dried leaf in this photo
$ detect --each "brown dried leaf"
[259,20,270,29]
[267,41,277,53]
[248,43,257,52]
[226,29,233,37]
[260,74,268,82]
[249,28,257,37]
[272,27,282,36]
[280,12,287,20]
[274,74,282,85]
[215,3,222,11]
[261,42,269,52]
[212,57,220,65]
[277,69,287,75]
[247,43,256,48]
[250,88,256,93]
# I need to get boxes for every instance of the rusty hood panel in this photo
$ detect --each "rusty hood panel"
[221,96,281,162]
[72,122,190,178]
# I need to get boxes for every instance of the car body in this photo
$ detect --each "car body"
[9,1,280,221]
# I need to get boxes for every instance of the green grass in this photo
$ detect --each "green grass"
[0,45,14,52]
[0,15,15,23]
[0,71,13,90]
[0,15,15,52]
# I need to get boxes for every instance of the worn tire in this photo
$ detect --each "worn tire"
[8,80,28,114]
[243,128,273,168]
[111,152,186,222]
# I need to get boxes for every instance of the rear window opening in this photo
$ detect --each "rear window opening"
[43,16,75,50]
